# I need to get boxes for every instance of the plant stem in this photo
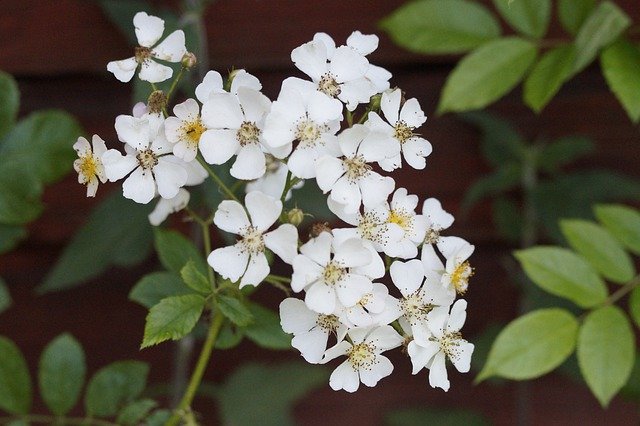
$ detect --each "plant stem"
[0,415,118,425]
[166,67,186,105]
[266,274,291,283]
[166,311,225,426]
[196,156,239,202]
[606,274,640,306]
[280,170,293,203]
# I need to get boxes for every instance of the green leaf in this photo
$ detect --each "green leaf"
[38,334,86,416]
[39,191,153,293]
[380,0,501,54]
[0,336,31,414]
[523,45,575,113]
[514,247,607,308]
[578,305,635,407]
[560,219,635,284]
[243,302,291,350]
[492,197,523,242]
[601,39,640,123]
[477,308,578,381]
[216,294,253,327]
[181,260,211,294]
[129,272,192,309]
[144,409,171,426]
[0,164,43,225]
[492,0,550,39]
[558,0,596,35]
[0,71,19,141]
[0,224,26,254]
[438,37,537,113]
[142,294,206,348]
[154,228,208,276]
[215,362,328,426]
[0,277,11,314]
[572,1,631,74]
[85,361,149,417]
[458,111,525,167]
[537,135,595,173]
[629,287,640,329]
[386,408,489,426]
[215,322,244,350]
[595,204,640,255]
[462,162,521,212]
[116,399,158,426]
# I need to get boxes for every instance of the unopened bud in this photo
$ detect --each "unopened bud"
[182,52,197,69]
[369,93,382,112]
[309,222,332,238]
[287,208,305,226]
[147,90,167,114]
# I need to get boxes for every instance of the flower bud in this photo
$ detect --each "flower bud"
[182,52,197,69]
[147,90,167,114]
[309,222,332,238]
[369,93,382,112]
[287,208,305,226]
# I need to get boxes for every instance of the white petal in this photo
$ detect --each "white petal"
[139,60,173,83]
[327,198,359,225]
[359,355,393,387]
[402,137,432,170]
[152,30,186,62]
[208,244,249,282]
[428,351,450,391]
[329,177,361,214]
[360,174,395,209]
[322,340,351,364]
[451,341,474,373]
[366,325,403,351]
[307,90,343,124]
[336,274,372,307]
[133,12,164,47]
[291,40,327,81]
[421,243,445,273]
[447,299,468,333]
[148,188,190,226]
[245,191,282,231]
[423,198,454,229]
[380,89,401,124]
[329,361,360,393]
[330,46,368,83]
[291,254,323,293]
[106,57,138,83]
[202,92,244,129]
[101,150,137,181]
[122,167,155,204]
[300,232,332,266]
[172,98,200,121]
[438,236,474,261]
[339,78,377,111]
[154,157,188,199]
[237,87,271,123]
[305,281,336,315]
[351,243,385,279]
[347,31,379,56]
[199,129,239,165]
[400,98,427,128]
[264,224,298,264]
[334,238,371,268]
[231,144,266,180]
[240,253,270,287]
[366,64,392,92]
[279,297,318,334]
[315,156,345,192]
[390,259,424,297]
[115,115,149,150]
[213,199,250,234]
[195,70,224,103]
[408,340,440,374]
[287,146,319,179]
[292,328,329,364]
[230,70,263,94]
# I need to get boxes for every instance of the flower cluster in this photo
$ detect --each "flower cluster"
[75,12,474,393]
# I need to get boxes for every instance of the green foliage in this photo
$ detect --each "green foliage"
[629,287,640,328]
[243,302,291,350]
[116,399,158,425]
[595,204,640,255]
[213,362,328,426]
[85,361,149,417]
[38,334,86,416]
[478,308,578,381]
[558,0,596,35]
[459,112,525,167]
[601,39,640,123]
[537,136,594,173]
[181,260,212,294]
[523,45,575,113]
[577,306,635,407]
[380,0,500,54]
[386,408,489,426]
[492,198,523,243]
[154,228,208,277]
[0,336,31,415]
[129,271,193,309]
[0,71,19,141]
[0,277,11,314]
[438,37,537,113]
[515,247,607,308]
[0,225,26,254]
[462,162,521,213]
[39,191,154,293]
[492,0,550,39]
[142,294,206,348]
[560,219,635,284]
[216,294,254,327]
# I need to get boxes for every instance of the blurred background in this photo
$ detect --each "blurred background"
[1,0,639,424]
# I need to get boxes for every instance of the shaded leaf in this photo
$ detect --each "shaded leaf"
[144,409,171,426]
[0,277,11,315]
[116,399,158,426]
[492,197,523,242]
[85,361,149,417]
[215,322,244,350]
[459,111,525,167]
[0,164,43,225]
[129,271,192,309]
[595,204,640,255]
[523,45,575,113]
[462,162,521,212]
[629,287,640,329]
[538,135,595,173]
[0,225,27,254]
[244,302,291,350]
[142,294,206,348]
[380,0,501,54]
[477,308,578,381]
[181,260,212,294]
[601,39,640,123]
[0,71,19,141]
[217,294,253,327]
[154,228,208,276]
[492,0,550,39]
[0,336,31,414]
[386,407,489,426]
[558,0,596,35]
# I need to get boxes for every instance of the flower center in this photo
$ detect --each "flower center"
[393,120,414,144]
[357,293,372,307]
[240,226,265,255]
[136,148,158,170]
[236,121,261,146]
[323,260,346,286]
[295,119,326,147]
[358,211,385,244]
[342,155,371,182]
[423,227,441,245]
[317,73,341,98]
[436,331,464,362]
[387,208,413,232]
[182,118,205,147]
[401,292,434,325]
[134,46,152,64]
[77,155,98,184]
[450,261,473,295]
[316,314,341,332]
[347,342,375,370]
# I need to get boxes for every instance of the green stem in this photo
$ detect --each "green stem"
[264,277,291,294]
[0,415,117,426]
[197,156,239,202]
[201,221,216,289]
[166,67,186,105]
[266,274,291,283]
[606,274,640,306]
[280,170,293,203]
[166,311,225,426]
[346,109,354,127]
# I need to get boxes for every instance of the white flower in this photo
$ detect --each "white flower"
[245,155,303,201]
[279,298,348,364]
[322,325,403,392]
[207,191,298,287]
[107,12,186,83]
[422,236,475,295]
[407,299,474,391]
[73,135,107,197]
[200,87,272,180]
[291,232,373,315]
[422,197,455,245]
[195,69,262,103]
[337,283,390,328]
[148,188,190,226]
[262,80,343,179]
[366,89,432,171]
[383,188,429,259]
[102,115,188,204]
[164,98,207,162]
[316,124,396,214]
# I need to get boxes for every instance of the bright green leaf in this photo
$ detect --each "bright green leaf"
[477,308,578,381]
[523,45,575,113]
[129,271,192,309]
[217,294,253,327]
[387,408,489,426]
[560,219,635,284]
[0,71,19,141]
[142,294,206,348]
[459,111,526,167]
[39,191,153,293]
[629,287,640,329]
[601,39,640,123]
[578,306,635,407]
[538,135,595,173]
[154,228,208,276]
[0,336,31,414]
[116,399,158,426]
[38,334,86,416]
[595,204,640,255]
[514,247,607,308]
[462,162,521,212]
[558,0,596,35]
[244,302,291,350]
[0,277,11,315]
[85,361,148,417]
[380,0,501,54]
[492,0,550,39]
[572,1,631,74]
[215,362,328,426]
[181,260,211,294]
[438,37,537,113]
[0,224,26,254]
